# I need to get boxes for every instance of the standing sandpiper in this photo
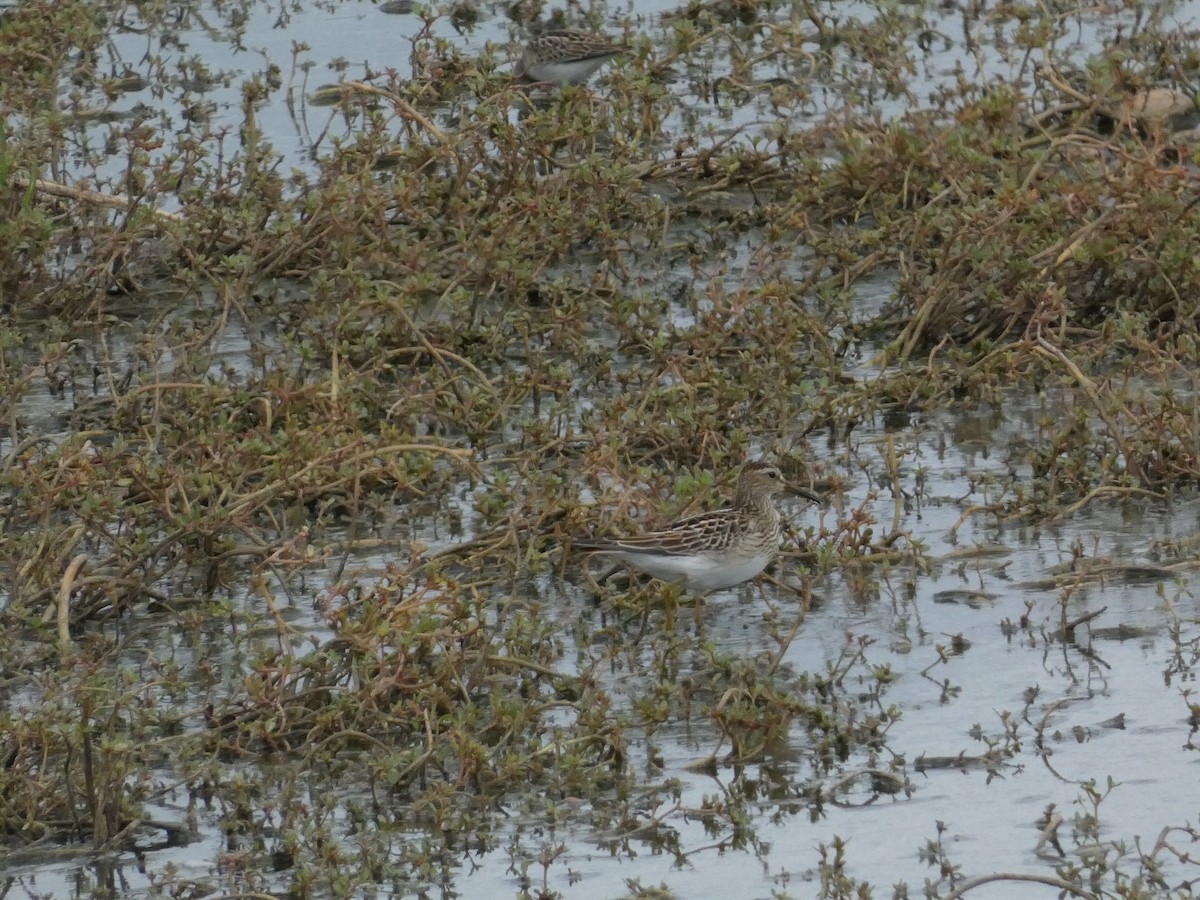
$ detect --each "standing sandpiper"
[575,461,822,594]
[514,28,626,86]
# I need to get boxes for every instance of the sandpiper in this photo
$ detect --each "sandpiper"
[575,461,822,594]
[514,28,626,86]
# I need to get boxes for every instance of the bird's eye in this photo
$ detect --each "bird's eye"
[767,470,778,478]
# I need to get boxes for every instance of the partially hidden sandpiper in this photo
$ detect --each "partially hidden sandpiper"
[575,461,822,594]
[515,28,627,86]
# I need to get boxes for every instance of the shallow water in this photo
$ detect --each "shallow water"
[87,0,1200,179]
[9,387,1197,898]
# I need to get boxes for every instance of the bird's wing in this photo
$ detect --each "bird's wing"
[575,508,743,556]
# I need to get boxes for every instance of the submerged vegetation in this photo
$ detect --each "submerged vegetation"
[1,0,1200,896]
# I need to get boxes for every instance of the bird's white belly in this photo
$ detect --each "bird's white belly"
[621,547,776,594]
[525,57,609,85]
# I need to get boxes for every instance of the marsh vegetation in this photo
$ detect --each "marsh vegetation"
[1,0,1200,896]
